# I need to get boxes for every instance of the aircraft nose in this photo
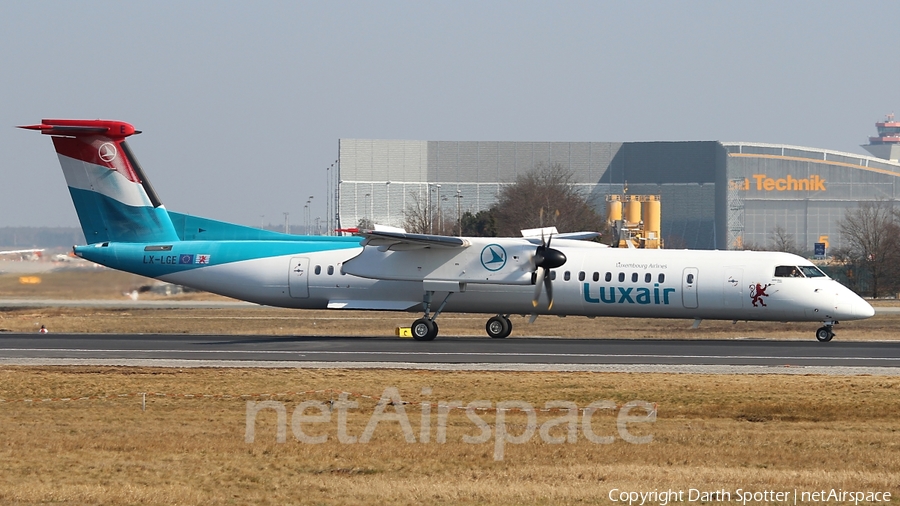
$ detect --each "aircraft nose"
[854,300,876,319]
[831,286,875,320]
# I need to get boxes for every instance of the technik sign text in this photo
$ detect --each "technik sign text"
[729,174,826,192]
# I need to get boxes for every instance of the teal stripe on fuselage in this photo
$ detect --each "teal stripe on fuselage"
[75,239,363,278]
[69,187,180,244]
[168,211,322,241]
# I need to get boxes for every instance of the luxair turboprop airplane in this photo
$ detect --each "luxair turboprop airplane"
[20,119,874,342]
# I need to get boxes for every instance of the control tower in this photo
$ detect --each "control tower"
[862,113,900,161]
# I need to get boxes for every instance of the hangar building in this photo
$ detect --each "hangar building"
[337,137,900,252]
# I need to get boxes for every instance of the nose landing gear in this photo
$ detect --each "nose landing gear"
[815,321,837,342]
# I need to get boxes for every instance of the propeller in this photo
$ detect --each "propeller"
[530,232,566,322]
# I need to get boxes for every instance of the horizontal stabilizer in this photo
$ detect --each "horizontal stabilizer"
[18,119,140,138]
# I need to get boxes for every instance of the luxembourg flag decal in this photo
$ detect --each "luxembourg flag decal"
[195,254,211,264]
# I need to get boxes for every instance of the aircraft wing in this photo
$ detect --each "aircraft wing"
[553,231,601,241]
[358,230,470,251]
[0,249,44,256]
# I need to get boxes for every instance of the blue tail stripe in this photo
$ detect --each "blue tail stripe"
[69,187,180,244]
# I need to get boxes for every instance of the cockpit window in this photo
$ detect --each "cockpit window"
[774,266,804,278]
[799,265,826,278]
[774,265,828,278]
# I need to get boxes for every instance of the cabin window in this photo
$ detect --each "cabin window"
[578,271,585,282]
[774,266,804,278]
[593,272,600,282]
[564,271,571,281]
[605,272,611,282]
[645,273,652,283]
[631,273,638,283]
[799,265,826,278]
[686,273,694,284]
[327,265,334,275]
[550,271,557,281]
[658,273,665,283]
[314,265,322,275]
[618,272,625,283]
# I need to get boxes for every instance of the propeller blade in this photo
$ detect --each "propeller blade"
[545,271,554,310]
[532,266,545,307]
[529,226,567,322]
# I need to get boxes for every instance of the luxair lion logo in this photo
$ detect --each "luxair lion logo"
[750,282,772,307]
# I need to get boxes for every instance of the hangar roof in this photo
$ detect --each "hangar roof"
[722,142,900,178]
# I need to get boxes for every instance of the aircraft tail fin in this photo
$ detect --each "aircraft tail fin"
[20,119,179,244]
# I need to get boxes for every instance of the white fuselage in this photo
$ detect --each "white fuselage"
[156,239,873,324]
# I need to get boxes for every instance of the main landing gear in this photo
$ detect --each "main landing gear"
[410,291,516,341]
[486,315,513,339]
[815,321,837,342]
[410,290,451,341]
[412,318,439,341]
[413,313,514,341]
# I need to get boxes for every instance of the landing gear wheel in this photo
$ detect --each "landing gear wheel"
[815,326,834,342]
[503,318,512,338]
[412,318,438,341]
[486,315,512,339]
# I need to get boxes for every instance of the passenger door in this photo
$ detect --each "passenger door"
[289,257,310,298]
[682,267,698,309]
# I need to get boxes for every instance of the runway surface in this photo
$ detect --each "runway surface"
[1,333,899,374]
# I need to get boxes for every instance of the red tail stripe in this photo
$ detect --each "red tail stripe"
[52,136,141,184]
[19,119,138,138]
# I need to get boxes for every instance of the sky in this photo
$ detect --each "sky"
[2,1,899,229]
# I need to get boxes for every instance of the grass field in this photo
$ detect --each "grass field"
[0,269,898,504]
[1,368,898,505]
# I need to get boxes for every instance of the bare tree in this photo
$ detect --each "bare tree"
[491,163,607,237]
[768,225,805,256]
[404,164,607,237]
[835,201,900,298]
[402,190,450,234]
[357,217,374,230]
